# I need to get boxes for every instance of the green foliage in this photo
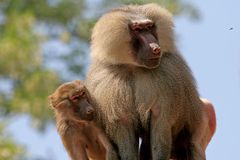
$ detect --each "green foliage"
[0,123,25,160]
[2,0,85,24]
[0,0,82,129]
[10,69,60,130]
[76,18,97,40]
[0,11,40,79]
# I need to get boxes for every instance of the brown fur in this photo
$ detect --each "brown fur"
[140,99,216,160]
[49,80,117,160]
[170,99,216,160]
[86,3,208,160]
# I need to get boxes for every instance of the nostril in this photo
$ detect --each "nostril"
[86,108,94,115]
[153,47,161,55]
[149,43,161,55]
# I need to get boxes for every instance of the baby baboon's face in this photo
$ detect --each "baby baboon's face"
[68,85,95,121]
[49,80,95,121]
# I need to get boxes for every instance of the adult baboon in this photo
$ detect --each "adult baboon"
[86,3,209,160]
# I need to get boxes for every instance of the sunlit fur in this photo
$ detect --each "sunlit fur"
[87,3,207,160]
[200,99,216,151]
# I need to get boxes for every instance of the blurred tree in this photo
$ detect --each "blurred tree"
[0,0,86,130]
[0,123,26,160]
[0,0,199,158]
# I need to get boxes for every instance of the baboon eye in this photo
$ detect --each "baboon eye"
[146,24,153,31]
[71,95,80,101]
[81,91,86,97]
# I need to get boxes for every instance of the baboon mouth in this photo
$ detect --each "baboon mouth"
[146,57,160,62]
[148,57,160,60]
[84,113,95,121]
[143,58,160,68]
[86,115,94,121]
[80,115,94,121]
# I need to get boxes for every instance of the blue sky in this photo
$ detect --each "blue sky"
[175,0,240,159]
[8,0,240,159]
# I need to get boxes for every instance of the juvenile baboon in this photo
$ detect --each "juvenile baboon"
[49,80,117,160]
[86,3,211,160]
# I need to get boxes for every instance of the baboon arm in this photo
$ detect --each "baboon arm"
[72,144,88,160]
[63,131,89,160]
[97,131,119,160]
[97,132,109,149]
[67,142,89,160]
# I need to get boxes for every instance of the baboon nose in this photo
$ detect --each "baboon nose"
[86,108,94,115]
[153,47,161,55]
[149,43,161,56]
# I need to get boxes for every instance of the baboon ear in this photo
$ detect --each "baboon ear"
[74,80,82,84]
[48,94,56,109]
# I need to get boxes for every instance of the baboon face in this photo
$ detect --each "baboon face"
[68,86,95,121]
[91,4,175,69]
[128,18,161,68]
[50,80,95,121]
